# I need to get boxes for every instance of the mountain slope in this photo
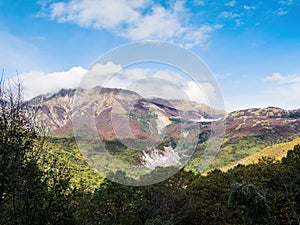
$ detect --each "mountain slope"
[28,87,224,139]
[201,107,300,170]
[219,137,300,172]
[28,87,225,175]
[27,88,300,173]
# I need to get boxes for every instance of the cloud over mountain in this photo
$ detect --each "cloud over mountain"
[14,62,215,106]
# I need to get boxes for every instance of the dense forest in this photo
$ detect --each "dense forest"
[1,83,300,225]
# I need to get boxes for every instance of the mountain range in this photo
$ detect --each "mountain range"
[26,87,300,173]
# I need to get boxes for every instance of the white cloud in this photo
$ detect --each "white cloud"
[219,11,240,19]
[218,11,244,27]
[243,5,256,10]
[224,86,300,112]
[123,5,183,40]
[49,0,145,29]
[103,67,189,100]
[276,9,288,15]
[81,62,122,89]
[183,81,215,105]
[12,62,121,99]
[13,67,87,99]
[113,68,217,104]
[193,0,205,6]
[260,83,300,110]
[181,25,222,48]
[225,0,236,7]
[222,72,300,112]
[12,63,218,106]
[234,19,244,27]
[215,72,232,80]
[279,0,293,6]
[264,72,286,82]
[274,0,293,16]
[45,0,220,48]
[264,72,300,84]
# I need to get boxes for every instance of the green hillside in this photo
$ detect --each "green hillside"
[44,137,103,189]
[45,136,300,184]
[220,137,300,172]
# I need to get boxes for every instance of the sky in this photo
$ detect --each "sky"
[0,0,300,112]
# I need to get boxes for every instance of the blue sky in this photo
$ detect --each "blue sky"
[0,0,300,111]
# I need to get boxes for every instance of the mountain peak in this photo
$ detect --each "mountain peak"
[51,88,76,98]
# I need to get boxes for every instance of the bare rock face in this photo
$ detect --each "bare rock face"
[141,147,181,169]
[28,89,75,130]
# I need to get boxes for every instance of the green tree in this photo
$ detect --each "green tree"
[0,80,44,224]
[0,80,79,224]
[228,183,274,225]
[87,178,148,225]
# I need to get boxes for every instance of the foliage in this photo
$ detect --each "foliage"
[1,81,300,224]
[228,183,273,225]
[0,80,80,224]
[45,137,103,188]
[220,137,300,172]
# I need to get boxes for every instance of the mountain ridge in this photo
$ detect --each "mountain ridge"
[26,87,300,172]
[27,86,226,137]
